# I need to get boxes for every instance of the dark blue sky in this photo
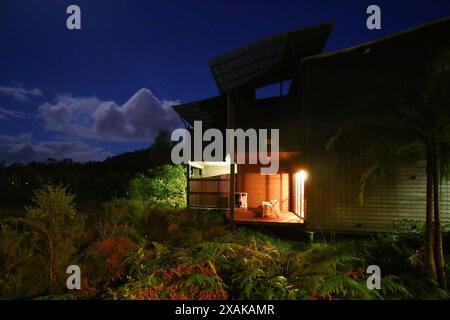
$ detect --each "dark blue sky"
[1,0,450,163]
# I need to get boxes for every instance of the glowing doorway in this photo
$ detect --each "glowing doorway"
[293,170,307,218]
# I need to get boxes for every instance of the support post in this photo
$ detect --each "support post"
[227,91,235,227]
[186,164,190,208]
[306,231,314,246]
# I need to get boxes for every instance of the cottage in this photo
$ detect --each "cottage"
[172,18,450,233]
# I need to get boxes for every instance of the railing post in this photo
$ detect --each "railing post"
[227,91,235,227]
[186,164,190,207]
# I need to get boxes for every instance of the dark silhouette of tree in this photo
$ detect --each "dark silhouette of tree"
[327,50,450,288]
[0,129,175,209]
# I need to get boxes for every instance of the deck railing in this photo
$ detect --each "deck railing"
[188,174,230,208]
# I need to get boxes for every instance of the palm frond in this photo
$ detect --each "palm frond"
[359,142,422,204]
[438,141,450,183]
[359,162,385,205]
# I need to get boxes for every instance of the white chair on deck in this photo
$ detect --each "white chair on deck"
[261,200,280,218]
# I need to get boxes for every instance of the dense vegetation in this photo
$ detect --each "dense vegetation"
[1,182,449,300]
[1,101,449,299]
[0,130,174,210]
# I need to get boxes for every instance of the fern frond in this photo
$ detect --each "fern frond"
[319,275,377,300]
[381,275,412,299]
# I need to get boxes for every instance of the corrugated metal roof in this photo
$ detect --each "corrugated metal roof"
[208,22,333,93]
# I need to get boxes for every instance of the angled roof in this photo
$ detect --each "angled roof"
[173,17,450,130]
[208,22,333,93]
[303,16,450,64]
[300,16,450,146]
[172,95,226,128]
[173,22,333,126]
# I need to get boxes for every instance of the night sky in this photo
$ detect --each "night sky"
[1,0,450,163]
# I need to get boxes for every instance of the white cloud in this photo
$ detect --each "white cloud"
[39,88,181,141]
[0,107,32,119]
[0,85,43,103]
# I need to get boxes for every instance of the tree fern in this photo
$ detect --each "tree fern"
[232,258,265,299]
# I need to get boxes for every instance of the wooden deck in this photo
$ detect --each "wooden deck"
[226,208,304,225]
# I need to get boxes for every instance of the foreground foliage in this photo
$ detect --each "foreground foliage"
[1,185,449,300]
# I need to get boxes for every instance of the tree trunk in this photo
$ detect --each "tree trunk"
[425,147,437,279]
[432,143,447,289]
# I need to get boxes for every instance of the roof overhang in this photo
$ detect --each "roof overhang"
[208,22,333,93]
[172,95,227,128]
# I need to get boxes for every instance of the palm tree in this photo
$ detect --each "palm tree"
[327,50,450,288]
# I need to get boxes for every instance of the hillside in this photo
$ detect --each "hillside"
[0,130,173,208]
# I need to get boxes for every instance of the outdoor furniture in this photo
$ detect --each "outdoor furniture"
[261,200,280,218]
[235,192,248,209]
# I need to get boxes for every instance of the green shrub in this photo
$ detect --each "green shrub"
[95,198,142,241]
[27,185,77,223]
[0,225,48,298]
[128,164,186,208]
[140,208,228,247]
[0,185,85,297]
[26,185,85,293]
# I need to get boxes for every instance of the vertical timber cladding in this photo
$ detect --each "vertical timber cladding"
[188,162,231,209]
[188,174,230,208]
[237,163,290,212]
[308,149,450,232]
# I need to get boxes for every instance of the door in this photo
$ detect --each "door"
[292,170,307,218]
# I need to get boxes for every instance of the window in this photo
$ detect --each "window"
[255,80,292,99]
